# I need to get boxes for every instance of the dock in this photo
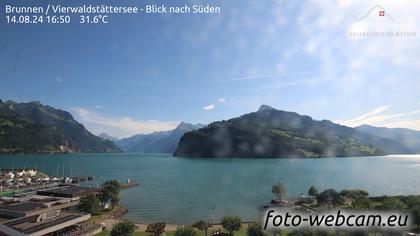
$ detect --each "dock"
[121,182,139,190]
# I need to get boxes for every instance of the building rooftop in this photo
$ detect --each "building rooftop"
[2,211,90,236]
[0,196,78,218]
[0,202,45,213]
[37,185,100,198]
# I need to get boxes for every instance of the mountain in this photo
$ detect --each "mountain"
[0,100,122,154]
[116,130,172,152]
[116,122,204,153]
[98,132,120,142]
[174,105,412,158]
[356,125,420,153]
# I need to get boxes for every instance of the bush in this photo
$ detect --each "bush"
[247,223,266,236]
[339,189,369,199]
[111,220,136,236]
[101,179,121,209]
[174,226,198,236]
[192,220,211,236]
[411,206,420,229]
[221,216,242,235]
[380,197,406,210]
[272,183,286,200]
[317,189,344,206]
[351,198,371,210]
[404,195,420,208]
[146,222,166,236]
[308,186,318,197]
[79,193,101,215]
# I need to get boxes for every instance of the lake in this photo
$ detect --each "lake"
[0,153,420,224]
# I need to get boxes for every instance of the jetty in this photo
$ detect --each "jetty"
[121,182,139,190]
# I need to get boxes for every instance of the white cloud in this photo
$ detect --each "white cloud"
[380,119,420,131]
[215,70,320,83]
[71,107,180,138]
[95,105,103,109]
[254,77,330,91]
[336,104,396,127]
[276,64,285,73]
[56,77,63,83]
[290,0,420,100]
[304,41,317,55]
[336,104,420,131]
[345,105,393,124]
[348,58,364,70]
[203,104,215,111]
[203,98,226,111]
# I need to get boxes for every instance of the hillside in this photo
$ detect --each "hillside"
[356,125,420,153]
[98,132,120,142]
[116,122,204,153]
[174,105,412,158]
[0,100,122,154]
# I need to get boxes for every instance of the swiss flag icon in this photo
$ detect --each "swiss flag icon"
[379,10,385,16]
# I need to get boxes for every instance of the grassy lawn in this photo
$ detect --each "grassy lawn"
[94,225,420,236]
[94,226,251,236]
[93,224,300,236]
[94,230,109,236]
[88,205,122,224]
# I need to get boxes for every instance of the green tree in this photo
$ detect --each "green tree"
[174,226,198,236]
[111,220,136,236]
[111,194,121,208]
[316,189,344,206]
[351,198,372,210]
[412,206,420,230]
[247,223,266,236]
[146,222,166,236]
[221,216,242,236]
[406,197,420,229]
[193,220,211,236]
[405,195,420,208]
[308,186,318,197]
[339,189,369,199]
[101,179,121,209]
[79,193,101,215]
[380,197,406,210]
[272,183,286,201]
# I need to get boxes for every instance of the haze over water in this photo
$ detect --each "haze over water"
[1,153,419,224]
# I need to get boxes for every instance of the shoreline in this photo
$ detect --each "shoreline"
[103,206,254,231]
[106,192,420,229]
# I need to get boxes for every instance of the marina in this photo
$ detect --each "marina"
[0,170,138,235]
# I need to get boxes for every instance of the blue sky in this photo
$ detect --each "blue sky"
[1,0,419,138]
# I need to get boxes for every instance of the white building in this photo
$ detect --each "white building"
[27,169,37,176]
[16,170,26,178]
[4,172,15,179]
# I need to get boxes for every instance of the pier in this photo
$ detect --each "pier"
[121,182,139,190]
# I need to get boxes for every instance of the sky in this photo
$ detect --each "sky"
[0,0,419,138]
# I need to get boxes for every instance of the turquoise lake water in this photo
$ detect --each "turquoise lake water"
[0,153,420,224]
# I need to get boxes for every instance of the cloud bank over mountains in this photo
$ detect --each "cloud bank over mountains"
[71,107,180,138]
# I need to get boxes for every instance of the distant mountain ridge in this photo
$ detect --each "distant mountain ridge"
[98,132,120,142]
[174,105,413,158]
[116,122,204,153]
[356,124,420,153]
[0,99,122,154]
